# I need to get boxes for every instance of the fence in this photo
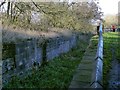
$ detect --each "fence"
[2,34,77,85]
[90,23,103,88]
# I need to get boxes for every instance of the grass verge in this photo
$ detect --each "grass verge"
[3,34,92,88]
[103,32,120,88]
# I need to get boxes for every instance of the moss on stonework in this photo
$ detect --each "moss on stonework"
[2,43,15,60]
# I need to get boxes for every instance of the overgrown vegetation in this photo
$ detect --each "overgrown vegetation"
[3,33,92,88]
[1,0,103,46]
[1,0,102,32]
[2,43,15,60]
[0,0,103,88]
[103,32,120,88]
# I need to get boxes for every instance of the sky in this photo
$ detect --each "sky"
[68,0,120,16]
[0,0,120,15]
[99,0,120,15]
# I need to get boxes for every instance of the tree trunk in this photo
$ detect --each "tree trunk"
[7,1,10,18]
[10,2,13,20]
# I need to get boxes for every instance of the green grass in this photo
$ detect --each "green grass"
[103,32,120,88]
[4,34,92,88]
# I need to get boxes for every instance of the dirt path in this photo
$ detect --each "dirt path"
[108,45,120,89]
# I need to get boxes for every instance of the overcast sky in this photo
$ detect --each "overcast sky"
[69,0,120,15]
[0,0,120,15]
[99,0,120,15]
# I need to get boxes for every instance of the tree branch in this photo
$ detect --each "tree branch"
[31,0,47,14]
[0,1,6,8]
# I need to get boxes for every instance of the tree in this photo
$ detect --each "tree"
[1,0,102,32]
[7,0,10,18]
[104,14,118,28]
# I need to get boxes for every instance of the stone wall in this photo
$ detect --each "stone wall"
[2,34,77,85]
